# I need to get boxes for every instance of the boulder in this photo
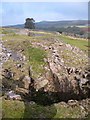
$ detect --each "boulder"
[35,79,48,90]
[22,76,31,89]
[79,78,88,87]
[6,91,21,100]
[49,62,58,74]
[68,100,78,107]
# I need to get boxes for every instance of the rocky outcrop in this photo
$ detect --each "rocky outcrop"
[45,57,90,99]
[1,29,90,119]
[35,77,48,90]
[35,41,89,101]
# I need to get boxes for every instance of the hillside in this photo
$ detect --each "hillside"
[36,20,88,30]
[0,27,90,119]
[4,20,88,30]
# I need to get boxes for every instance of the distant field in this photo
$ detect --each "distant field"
[77,26,90,33]
[76,25,88,28]
[59,35,88,51]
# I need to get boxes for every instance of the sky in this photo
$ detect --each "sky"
[0,2,88,26]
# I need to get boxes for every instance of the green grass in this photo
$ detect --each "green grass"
[2,28,17,35]
[2,33,47,78]
[2,100,88,119]
[2,100,56,119]
[59,35,88,51]
[0,28,3,34]
[54,104,82,118]
[26,46,47,78]
[2,100,24,118]
[2,34,37,55]
[1,28,89,119]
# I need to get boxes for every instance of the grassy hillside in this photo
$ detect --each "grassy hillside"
[1,28,89,119]
[59,35,88,51]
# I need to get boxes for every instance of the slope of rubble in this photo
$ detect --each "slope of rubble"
[0,28,90,119]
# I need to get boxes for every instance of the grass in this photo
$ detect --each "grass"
[28,30,52,35]
[2,100,24,118]
[2,32,47,78]
[2,34,33,52]
[26,46,47,78]
[2,100,56,119]
[1,28,89,119]
[54,104,82,118]
[61,49,87,67]
[1,28,17,36]
[2,99,88,119]
[59,35,88,51]
[0,28,3,34]
[0,98,2,119]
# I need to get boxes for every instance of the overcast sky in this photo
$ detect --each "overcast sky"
[0,2,88,26]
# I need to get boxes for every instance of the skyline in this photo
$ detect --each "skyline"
[0,2,88,26]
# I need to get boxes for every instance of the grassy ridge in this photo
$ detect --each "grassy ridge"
[59,35,88,51]
[27,46,47,78]
[1,28,89,119]
[2,32,47,78]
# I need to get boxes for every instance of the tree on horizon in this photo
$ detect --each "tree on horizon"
[24,18,35,29]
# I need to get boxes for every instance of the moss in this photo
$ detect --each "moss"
[2,100,57,118]
[2,100,24,118]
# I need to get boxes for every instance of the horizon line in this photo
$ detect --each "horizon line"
[1,19,88,27]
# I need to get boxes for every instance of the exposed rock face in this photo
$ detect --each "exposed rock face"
[2,35,90,101]
[1,29,90,118]
[45,59,90,100]
[22,76,31,89]
[35,41,89,101]
[35,78,48,90]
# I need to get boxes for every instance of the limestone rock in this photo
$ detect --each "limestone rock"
[35,79,48,90]
[68,100,78,107]
[22,76,31,89]
[6,91,21,100]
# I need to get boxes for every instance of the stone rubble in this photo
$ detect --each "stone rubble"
[1,31,90,118]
